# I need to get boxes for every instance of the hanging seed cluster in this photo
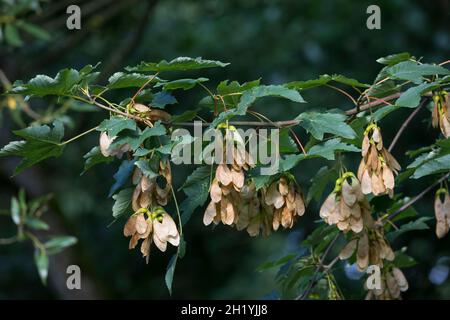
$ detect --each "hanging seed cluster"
[123,207,180,263]
[339,224,395,271]
[203,129,306,236]
[432,91,450,138]
[365,267,409,300]
[131,160,172,211]
[320,172,369,233]
[203,128,254,226]
[434,188,450,238]
[264,176,306,231]
[358,124,400,197]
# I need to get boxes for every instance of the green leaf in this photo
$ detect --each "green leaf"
[278,129,299,153]
[97,116,137,137]
[161,78,208,90]
[112,188,133,218]
[396,83,436,108]
[28,194,53,216]
[412,154,450,179]
[237,85,305,111]
[25,217,49,231]
[152,91,177,108]
[107,72,161,89]
[180,166,210,225]
[200,79,262,110]
[211,85,305,127]
[0,121,65,175]
[393,251,417,268]
[279,139,360,172]
[386,61,450,84]
[171,109,199,122]
[373,105,400,121]
[287,74,369,90]
[4,24,23,47]
[134,160,158,179]
[109,160,135,197]
[296,112,356,140]
[127,57,229,72]
[331,75,370,88]
[376,52,411,66]
[44,236,77,255]
[307,166,339,203]
[256,253,297,272]
[34,248,49,285]
[16,21,50,41]
[165,254,178,295]
[308,139,360,160]
[11,69,82,96]
[178,236,186,259]
[252,174,276,190]
[110,121,167,151]
[82,146,113,174]
[387,217,432,242]
[10,197,20,225]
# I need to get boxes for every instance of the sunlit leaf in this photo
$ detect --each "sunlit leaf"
[127,57,229,72]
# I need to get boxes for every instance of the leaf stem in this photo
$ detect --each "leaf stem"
[388,98,429,152]
[382,171,450,223]
[59,126,99,146]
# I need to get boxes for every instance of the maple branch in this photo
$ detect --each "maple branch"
[382,172,450,223]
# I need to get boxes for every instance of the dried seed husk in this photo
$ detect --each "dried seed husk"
[339,238,357,260]
[132,184,142,212]
[342,178,357,206]
[278,178,289,196]
[362,135,370,157]
[386,272,401,299]
[231,168,245,189]
[140,236,151,259]
[295,193,305,216]
[129,233,140,249]
[135,214,148,235]
[124,215,137,237]
[357,232,369,271]
[134,103,151,113]
[392,267,408,292]
[320,193,337,219]
[217,164,232,186]
[99,132,113,157]
[152,230,167,252]
[204,201,217,226]
[148,109,171,122]
[382,166,395,190]
[361,170,372,194]
[210,180,222,203]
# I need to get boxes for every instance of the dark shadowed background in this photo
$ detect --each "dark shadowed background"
[0,0,450,299]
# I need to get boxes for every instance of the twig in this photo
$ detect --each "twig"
[345,93,402,115]
[59,126,99,146]
[388,98,429,152]
[382,172,450,223]
[296,233,341,300]
[0,236,18,245]
[325,84,358,106]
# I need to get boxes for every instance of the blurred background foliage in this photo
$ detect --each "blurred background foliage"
[0,0,450,299]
